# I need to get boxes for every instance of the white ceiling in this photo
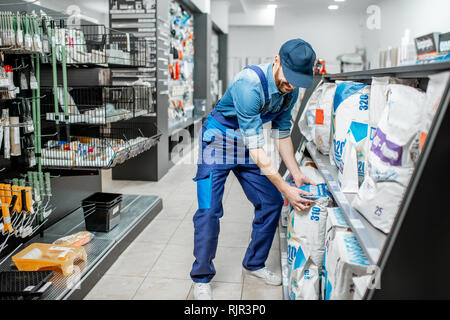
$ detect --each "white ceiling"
[216,0,382,14]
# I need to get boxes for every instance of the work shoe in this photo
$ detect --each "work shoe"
[246,267,282,286]
[193,283,212,300]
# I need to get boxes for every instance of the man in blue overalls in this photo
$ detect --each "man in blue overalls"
[192,39,317,300]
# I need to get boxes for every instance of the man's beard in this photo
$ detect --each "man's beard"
[279,82,294,93]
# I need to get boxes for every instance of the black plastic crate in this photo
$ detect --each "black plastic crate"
[0,271,54,297]
[82,192,122,232]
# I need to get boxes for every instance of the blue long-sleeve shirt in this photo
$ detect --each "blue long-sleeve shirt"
[215,62,299,149]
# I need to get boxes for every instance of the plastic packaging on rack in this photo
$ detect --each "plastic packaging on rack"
[53,231,93,247]
[352,84,426,233]
[9,117,21,156]
[12,243,87,276]
[330,81,370,172]
[299,81,337,154]
[322,230,371,300]
[3,109,10,159]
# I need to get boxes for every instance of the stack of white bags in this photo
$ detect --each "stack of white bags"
[289,72,450,299]
[287,164,333,300]
[298,72,450,233]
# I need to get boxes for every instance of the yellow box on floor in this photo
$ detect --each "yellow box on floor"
[12,243,87,276]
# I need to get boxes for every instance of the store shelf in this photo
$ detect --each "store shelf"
[41,133,162,170]
[0,194,162,300]
[111,13,156,19]
[168,115,202,136]
[325,61,450,80]
[305,141,384,265]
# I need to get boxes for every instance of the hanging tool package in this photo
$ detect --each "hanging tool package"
[0,10,56,258]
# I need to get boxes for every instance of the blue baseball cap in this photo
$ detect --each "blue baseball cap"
[279,39,316,88]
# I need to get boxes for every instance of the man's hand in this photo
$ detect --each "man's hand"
[283,184,316,212]
[293,173,317,188]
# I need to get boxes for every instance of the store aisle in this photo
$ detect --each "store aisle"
[84,146,282,300]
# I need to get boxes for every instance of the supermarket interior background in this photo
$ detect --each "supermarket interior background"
[0,0,449,301]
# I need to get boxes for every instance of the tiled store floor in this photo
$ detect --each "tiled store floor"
[84,145,282,300]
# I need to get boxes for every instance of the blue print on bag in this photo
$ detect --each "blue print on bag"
[333,139,345,166]
[359,94,369,110]
[343,234,370,266]
[310,206,321,222]
[288,243,298,266]
[293,246,307,271]
[331,208,349,227]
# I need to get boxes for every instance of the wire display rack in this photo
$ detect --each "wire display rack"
[108,28,149,67]
[49,24,149,67]
[40,85,153,125]
[0,13,44,55]
[40,120,161,169]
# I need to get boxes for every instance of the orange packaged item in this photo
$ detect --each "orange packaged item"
[53,231,93,247]
[12,243,87,276]
[175,62,181,80]
[315,109,324,125]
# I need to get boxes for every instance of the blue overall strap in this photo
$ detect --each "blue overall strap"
[244,66,270,105]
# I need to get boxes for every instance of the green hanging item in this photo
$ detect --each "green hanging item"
[50,20,60,131]
[35,53,42,172]
[30,55,38,151]
[59,19,70,141]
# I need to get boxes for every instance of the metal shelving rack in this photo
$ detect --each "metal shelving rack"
[0,4,164,300]
[0,194,162,300]
[111,0,228,181]
[108,0,157,109]
[283,61,450,299]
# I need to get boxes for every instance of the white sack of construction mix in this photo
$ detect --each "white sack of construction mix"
[289,243,320,300]
[299,81,337,154]
[330,81,370,193]
[330,81,370,168]
[323,230,371,300]
[352,84,426,233]
[287,183,334,300]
